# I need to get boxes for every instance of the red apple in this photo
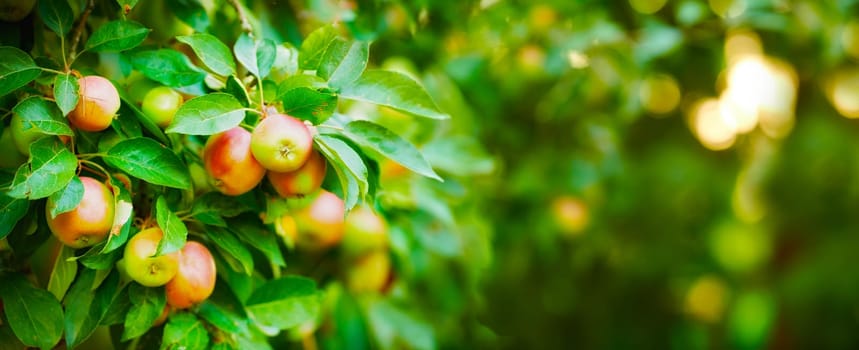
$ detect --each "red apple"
[203,127,266,196]
[165,241,216,309]
[267,149,327,198]
[68,76,120,132]
[46,177,115,248]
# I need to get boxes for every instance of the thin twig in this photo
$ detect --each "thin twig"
[228,0,253,34]
[68,0,95,65]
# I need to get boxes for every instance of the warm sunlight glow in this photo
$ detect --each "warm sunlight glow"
[693,98,736,150]
[640,74,681,115]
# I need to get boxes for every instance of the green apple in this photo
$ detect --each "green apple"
[141,86,183,128]
[124,227,179,287]
[341,205,389,258]
[250,113,313,172]
[10,113,48,156]
[0,127,27,168]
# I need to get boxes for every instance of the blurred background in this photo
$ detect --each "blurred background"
[8,0,859,348]
[334,0,859,348]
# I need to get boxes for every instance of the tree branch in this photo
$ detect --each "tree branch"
[68,0,95,65]
[228,0,253,34]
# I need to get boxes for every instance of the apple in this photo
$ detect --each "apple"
[345,250,392,294]
[9,112,48,156]
[46,177,115,248]
[292,190,345,250]
[274,213,298,248]
[0,0,35,22]
[267,149,327,198]
[0,127,27,168]
[141,86,183,128]
[68,76,120,132]
[123,227,179,287]
[165,241,217,309]
[341,205,388,258]
[203,127,266,196]
[250,113,313,172]
[188,162,214,195]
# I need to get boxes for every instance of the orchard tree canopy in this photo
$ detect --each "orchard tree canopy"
[1,0,859,349]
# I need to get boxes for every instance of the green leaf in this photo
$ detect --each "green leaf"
[207,228,254,275]
[422,136,495,177]
[53,74,79,116]
[63,269,121,348]
[340,70,449,119]
[104,138,191,189]
[0,193,28,239]
[299,25,339,71]
[197,302,244,334]
[315,135,367,211]
[344,120,441,181]
[224,75,250,107]
[169,0,210,32]
[102,175,134,253]
[230,219,285,267]
[191,192,251,226]
[155,196,188,255]
[0,46,41,97]
[47,245,77,301]
[12,96,74,136]
[116,0,140,10]
[129,49,206,88]
[161,313,210,350]
[319,40,369,88]
[281,87,337,124]
[166,93,245,135]
[7,138,77,199]
[47,175,83,218]
[177,34,236,76]
[123,284,167,340]
[234,34,276,78]
[245,277,321,330]
[119,96,170,145]
[85,20,150,52]
[38,0,74,37]
[0,274,64,350]
[368,299,436,350]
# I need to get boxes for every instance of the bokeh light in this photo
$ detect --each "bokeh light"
[691,98,736,150]
[639,73,682,116]
[629,0,668,15]
[684,275,729,323]
[827,69,859,119]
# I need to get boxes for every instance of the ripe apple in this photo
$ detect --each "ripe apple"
[250,114,313,172]
[68,76,121,132]
[141,86,183,128]
[267,149,327,198]
[123,227,179,287]
[341,205,389,258]
[9,112,48,156]
[0,127,27,168]
[345,250,392,294]
[292,190,345,250]
[203,127,266,196]
[46,176,115,248]
[165,241,217,309]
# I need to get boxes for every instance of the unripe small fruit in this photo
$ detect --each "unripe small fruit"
[250,114,313,172]
[0,127,27,168]
[342,206,389,258]
[123,227,179,287]
[293,190,345,250]
[141,86,183,128]
[68,76,120,132]
[46,177,115,248]
[10,113,48,156]
[203,127,266,196]
[166,241,217,309]
[345,250,392,294]
[268,149,327,198]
